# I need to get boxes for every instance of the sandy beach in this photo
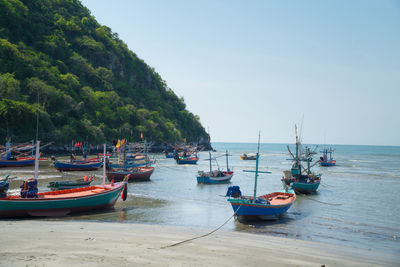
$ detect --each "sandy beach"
[0,220,396,267]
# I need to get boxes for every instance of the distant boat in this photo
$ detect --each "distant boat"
[281,125,321,194]
[319,148,336,166]
[227,133,296,221]
[107,166,155,182]
[0,158,34,167]
[176,156,199,165]
[107,140,155,182]
[240,153,256,160]
[0,141,35,167]
[52,141,103,171]
[53,160,103,171]
[165,152,175,158]
[0,142,128,218]
[197,151,233,184]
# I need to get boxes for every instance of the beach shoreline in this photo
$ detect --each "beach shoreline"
[0,220,396,266]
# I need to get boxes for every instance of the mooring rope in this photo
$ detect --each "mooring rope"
[160,204,241,249]
[299,193,342,206]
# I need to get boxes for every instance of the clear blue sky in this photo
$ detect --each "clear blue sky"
[81,0,400,146]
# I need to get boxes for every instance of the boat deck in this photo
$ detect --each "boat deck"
[6,186,110,200]
[242,192,295,205]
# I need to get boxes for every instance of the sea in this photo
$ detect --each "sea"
[2,142,400,255]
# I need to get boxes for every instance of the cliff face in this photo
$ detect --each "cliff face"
[0,0,209,145]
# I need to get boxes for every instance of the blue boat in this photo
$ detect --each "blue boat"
[0,158,35,167]
[0,141,35,167]
[227,133,296,221]
[320,148,336,166]
[197,151,233,184]
[53,160,102,171]
[282,126,321,194]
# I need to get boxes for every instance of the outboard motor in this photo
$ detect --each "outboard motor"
[0,177,9,198]
[20,178,38,198]
[226,186,242,198]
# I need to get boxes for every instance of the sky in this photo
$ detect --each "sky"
[81,0,400,146]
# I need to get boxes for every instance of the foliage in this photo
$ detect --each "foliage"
[0,0,209,144]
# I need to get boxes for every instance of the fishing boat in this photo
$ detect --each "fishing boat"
[106,140,155,182]
[0,142,34,167]
[0,158,35,167]
[48,175,95,190]
[107,166,154,182]
[176,155,199,165]
[52,141,103,171]
[281,126,321,194]
[240,153,257,160]
[53,160,103,171]
[227,134,295,221]
[165,152,175,158]
[319,148,336,166]
[0,143,128,218]
[197,151,233,184]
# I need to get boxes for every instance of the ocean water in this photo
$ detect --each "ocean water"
[2,142,400,255]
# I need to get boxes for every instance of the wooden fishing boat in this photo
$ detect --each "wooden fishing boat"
[0,158,35,167]
[48,175,95,190]
[106,140,155,182]
[197,151,233,184]
[165,152,175,158]
[319,148,336,166]
[107,166,155,182]
[281,126,322,194]
[176,156,199,165]
[240,153,256,160]
[0,183,126,218]
[53,160,102,171]
[0,143,128,218]
[227,134,295,221]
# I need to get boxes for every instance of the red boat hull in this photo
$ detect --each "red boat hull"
[107,167,155,182]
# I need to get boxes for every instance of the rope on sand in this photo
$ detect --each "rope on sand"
[160,205,241,249]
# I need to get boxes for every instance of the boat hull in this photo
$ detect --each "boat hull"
[284,180,320,194]
[196,172,233,184]
[228,192,295,221]
[320,161,336,166]
[107,167,155,182]
[54,161,102,171]
[176,157,199,164]
[0,159,35,167]
[0,184,125,218]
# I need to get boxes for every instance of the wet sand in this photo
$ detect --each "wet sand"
[0,220,396,266]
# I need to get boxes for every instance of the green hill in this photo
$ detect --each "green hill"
[0,0,209,145]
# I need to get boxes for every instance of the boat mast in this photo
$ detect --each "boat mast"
[226,150,229,171]
[209,151,212,173]
[295,124,301,177]
[34,140,40,180]
[253,132,261,201]
[103,144,106,186]
[243,132,271,203]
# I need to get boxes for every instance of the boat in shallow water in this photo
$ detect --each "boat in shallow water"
[0,183,127,218]
[107,166,155,182]
[320,148,336,166]
[53,160,103,171]
[197,151,233,184]
[281,125,321,194]
[227,133,295,221]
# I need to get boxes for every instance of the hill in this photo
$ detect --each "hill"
[0,0,209,146]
